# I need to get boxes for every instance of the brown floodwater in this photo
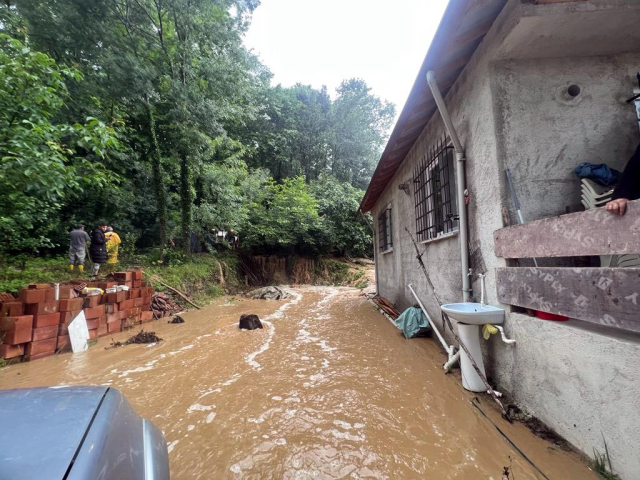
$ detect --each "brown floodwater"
[0,287,596,479]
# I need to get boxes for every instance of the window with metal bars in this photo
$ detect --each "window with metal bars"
[413,136,458,242]
[378,206,392,251]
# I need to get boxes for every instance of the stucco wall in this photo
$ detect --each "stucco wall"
[370,2,640,478]
[486,314,640,478]
[494,54,640,222]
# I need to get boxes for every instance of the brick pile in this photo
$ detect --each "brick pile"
[0,270,156,364]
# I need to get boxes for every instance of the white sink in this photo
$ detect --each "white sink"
[441,303,505,325]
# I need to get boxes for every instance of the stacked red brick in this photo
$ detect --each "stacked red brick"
[101,271,155,335]
[0,269,155,363]
[0,284,65,361]
[0,292,32,360]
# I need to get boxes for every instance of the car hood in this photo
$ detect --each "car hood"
[0,386,109,480]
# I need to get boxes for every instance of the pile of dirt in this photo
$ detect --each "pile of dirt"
[109,330,162,348]
[151,292,181,317]
[246,286,293,300]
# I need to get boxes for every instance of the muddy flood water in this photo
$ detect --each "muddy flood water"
[0,287,596,479]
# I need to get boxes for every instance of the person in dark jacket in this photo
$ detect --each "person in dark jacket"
[606,144,640,215]
[89,222,109,277]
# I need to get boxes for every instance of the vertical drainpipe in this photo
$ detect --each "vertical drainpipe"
[426,71,471,302]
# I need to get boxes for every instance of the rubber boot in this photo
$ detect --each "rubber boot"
[78,265,84,273]
[68,265,74,271]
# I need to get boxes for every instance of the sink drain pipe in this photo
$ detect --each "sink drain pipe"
[408,284,459,371]
[426,71,471,302]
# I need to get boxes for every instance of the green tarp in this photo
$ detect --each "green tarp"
[395,307,431,339]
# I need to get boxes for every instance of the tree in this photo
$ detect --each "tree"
[1,2,387,259]
[240,177,324,253]
[0,34,119,255]
[311,175,373,257]
[330,79,395,189]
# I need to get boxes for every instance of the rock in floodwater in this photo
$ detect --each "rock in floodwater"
[239,314,263,330]
[168,315,185,324]
[246,286,293,300]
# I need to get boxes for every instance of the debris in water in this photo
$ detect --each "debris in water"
[246,286,293,300]
[151,292,181,318]
[169,315,185,324]
[371,295,401,319]
[239,314,263,330]
[109,330,163,348]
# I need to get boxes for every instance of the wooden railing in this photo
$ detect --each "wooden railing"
[493,199,640,333]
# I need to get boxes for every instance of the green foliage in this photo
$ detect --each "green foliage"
[143,255,231,303]
[241,177,324,253]
[0,0,393,260]
[311,175,373,257]
[0,34,120,256]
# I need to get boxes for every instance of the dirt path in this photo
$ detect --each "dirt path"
[0,287,595,479]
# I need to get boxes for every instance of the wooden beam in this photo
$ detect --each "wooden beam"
[496,267,640,332]
[443,17,493,57]
[404,104,437,131]
[494,200,640,258]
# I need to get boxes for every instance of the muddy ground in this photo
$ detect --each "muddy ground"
[0,286,596,479]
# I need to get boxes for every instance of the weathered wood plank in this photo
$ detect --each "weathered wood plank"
[496,267,640,332]
[494,199,640,258]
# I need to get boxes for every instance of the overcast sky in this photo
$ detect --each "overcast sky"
[243,0,449,119]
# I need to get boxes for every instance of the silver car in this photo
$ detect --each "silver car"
[0,386,169,480]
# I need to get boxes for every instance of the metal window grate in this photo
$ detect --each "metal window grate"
[378,207,392,251]
[413,136,457,242]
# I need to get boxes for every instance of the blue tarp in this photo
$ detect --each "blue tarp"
[394,307,431,339]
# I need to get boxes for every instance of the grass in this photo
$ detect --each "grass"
[0,252,370,303]
[592,440,620,480]
[314,258,369,287]
[355,280,368,289]
[0,257,84,294]
[0,253,236,305]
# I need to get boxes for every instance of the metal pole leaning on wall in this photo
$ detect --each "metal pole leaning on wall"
[426,71,471,302]
[408,284,458,370]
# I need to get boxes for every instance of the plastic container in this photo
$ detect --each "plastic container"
[535,310,569,321]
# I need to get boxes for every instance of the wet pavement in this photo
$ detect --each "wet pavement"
[0,286,596,479]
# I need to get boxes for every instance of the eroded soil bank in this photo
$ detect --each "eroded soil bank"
[0,287,595,479]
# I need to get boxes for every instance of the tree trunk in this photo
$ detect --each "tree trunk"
[180,154,192,254]
[147,106,168,247]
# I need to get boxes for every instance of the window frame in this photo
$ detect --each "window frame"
[378,204,393,252]
[413,136,458,242]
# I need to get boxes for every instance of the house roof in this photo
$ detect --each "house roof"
[359,0,507,213]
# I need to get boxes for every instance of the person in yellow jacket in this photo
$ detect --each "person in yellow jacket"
[104,226,122,264]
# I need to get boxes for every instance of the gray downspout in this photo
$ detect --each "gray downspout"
[426,71,471,302]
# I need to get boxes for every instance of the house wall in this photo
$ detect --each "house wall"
[494,54,640,222]
[371,2,640,478]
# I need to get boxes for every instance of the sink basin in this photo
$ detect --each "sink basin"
[441,303,505,325]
